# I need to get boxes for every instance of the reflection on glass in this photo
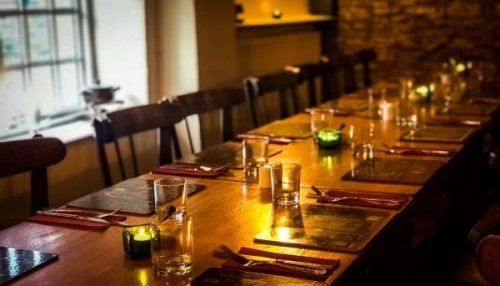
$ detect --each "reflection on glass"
[57,16,76,59]
[271,204,305,241]
[28,16,51,61]
[0,17,22,65]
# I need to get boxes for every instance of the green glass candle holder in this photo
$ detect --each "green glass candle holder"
[123,225,152,260]
[316,129,341,149]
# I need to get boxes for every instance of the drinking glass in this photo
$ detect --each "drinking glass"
[151,215,193,277]
[271,162,301,206]
[242,138,269,182]
[153,177,187,221]
[310,108,334,140]
[348,124,374,161]
[151,177,192,276]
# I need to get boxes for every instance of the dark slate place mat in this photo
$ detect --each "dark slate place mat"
[341,158,444,185]
[320,99,368,111]
[68,178,205,215]
[437,103,496,116]
[254,204,392,253]
[400,126,474,143]
[176,142,282,169]
[192,268,326,286]
[248,121,312,139]
[0,246,58,285]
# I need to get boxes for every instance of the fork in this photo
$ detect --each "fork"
[311,186,401,206]
[219,245,328,276]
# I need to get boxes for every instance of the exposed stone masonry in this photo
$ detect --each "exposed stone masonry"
[337,0,500,81]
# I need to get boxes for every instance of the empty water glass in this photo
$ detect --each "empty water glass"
[271,162,301,206]
[242,138,269,182]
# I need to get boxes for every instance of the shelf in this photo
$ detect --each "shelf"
[235,14,334,28]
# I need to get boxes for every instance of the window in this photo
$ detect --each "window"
[0,0,90,139]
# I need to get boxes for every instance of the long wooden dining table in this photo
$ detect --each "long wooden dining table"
[0,90,497,285]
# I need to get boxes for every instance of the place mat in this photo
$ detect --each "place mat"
[400,126,474,143]
[254,204,392,252]
[68,178,205,215]
[221,247,339,281]
[317,189,409,210]
[248,121,311,139]
[0,246,58,285]
[192,268,327,286]
[319,100,368,111]
[437,103,496,116]
[341,158,444,185]
[152,163,229,178]
[176,142,282,169]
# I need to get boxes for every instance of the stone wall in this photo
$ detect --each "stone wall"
[337,0,500,81]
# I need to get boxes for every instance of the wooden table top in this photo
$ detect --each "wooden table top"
[0,96,495,285]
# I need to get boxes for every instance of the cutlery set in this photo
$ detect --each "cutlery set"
[36,209,129,227]
[216,244,332,278]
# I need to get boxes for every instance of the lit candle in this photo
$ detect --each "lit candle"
[316,129,341,149]
[123,226,152,259]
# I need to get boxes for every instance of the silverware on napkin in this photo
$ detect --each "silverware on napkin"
[218,244,329,276]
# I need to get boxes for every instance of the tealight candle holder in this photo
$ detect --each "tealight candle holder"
[316,129,341,149]
[123,225,152,260]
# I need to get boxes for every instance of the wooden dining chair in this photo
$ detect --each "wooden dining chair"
[323,49,377,95]
[0,135,66,214]
[286,56,349,105]
[243,70,300,127]
[93,101,185,187]
[168,88,246,153]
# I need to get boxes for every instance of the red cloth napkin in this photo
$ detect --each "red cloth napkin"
[387,145,456,157]
[317,189,409,210]
[152,163,228,178]
[221,247,339,281]
[426,118,484,127]
[468,97,500,105]
[27,214,110,231]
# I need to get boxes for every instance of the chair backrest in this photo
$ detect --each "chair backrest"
[323,49,377,95]
[93,101,185,187]
[0,136,66,214]
[171,88,246,152]
[476,234,500,285]
[243,70,300,127]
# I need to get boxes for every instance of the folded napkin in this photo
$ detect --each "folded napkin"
[235,134,292,144]
[152,163,228,178]
[221,247,339,281]
[27,213,110,231]
[317,189,409,210]
[386,145,455,157]
[304,107,353,116]
[426,118,484,127]
[468,98,500,105]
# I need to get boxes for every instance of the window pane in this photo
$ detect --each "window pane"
[55,0,72,9]
[30,66,55,115]
[24,0,48,9]
[0,0,19,9]
[0,71,33,136]
[59,62,81,109]
[56,15,76,59]
[0,17,23,66]
[28,15,51,62]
